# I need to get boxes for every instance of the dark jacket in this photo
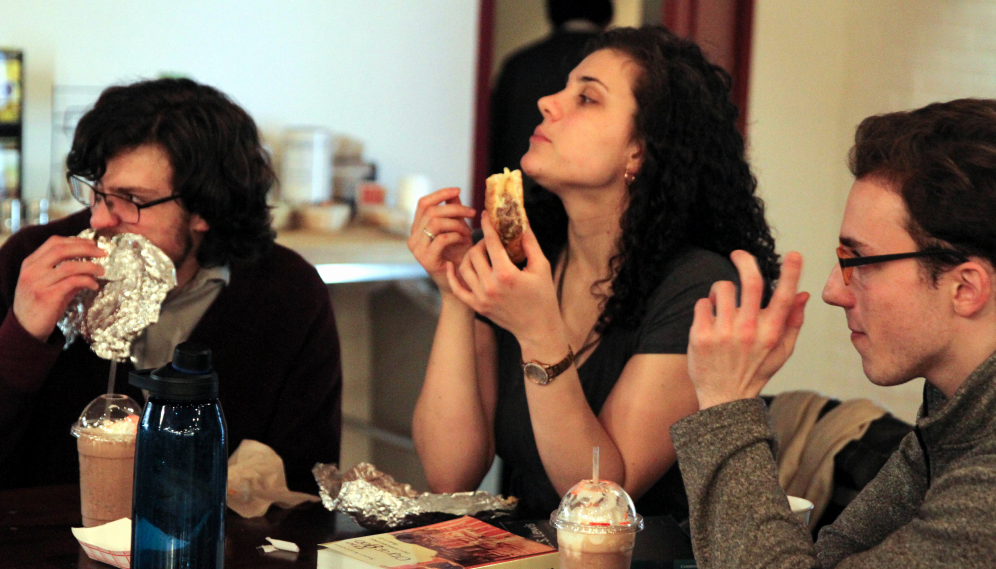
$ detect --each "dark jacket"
[671,349,996,568]
[0,212,342,493]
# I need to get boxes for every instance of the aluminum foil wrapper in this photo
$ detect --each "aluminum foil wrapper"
[57,230,177,361]
[313,462,518,531]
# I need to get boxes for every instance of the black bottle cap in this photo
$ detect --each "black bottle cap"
[129,341,219,401]
[171,342,212,374]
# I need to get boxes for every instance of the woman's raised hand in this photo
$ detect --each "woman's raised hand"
[446,212,561,345]
[687,250,810,410]
[407,187,476,293]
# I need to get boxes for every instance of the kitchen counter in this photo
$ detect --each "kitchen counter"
[276,225,424,284]
[0,223,426,284]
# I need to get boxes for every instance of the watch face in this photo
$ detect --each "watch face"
[523,362,549,385]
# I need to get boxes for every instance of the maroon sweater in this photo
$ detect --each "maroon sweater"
[0,212,342,493]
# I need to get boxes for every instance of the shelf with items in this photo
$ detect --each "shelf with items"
[0,221,424,285]
[1,49,23,200]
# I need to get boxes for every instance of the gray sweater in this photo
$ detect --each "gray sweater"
[671,350,996,568]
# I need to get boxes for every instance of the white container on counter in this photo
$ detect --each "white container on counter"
[397,174,433,224]
[280,127,334,204]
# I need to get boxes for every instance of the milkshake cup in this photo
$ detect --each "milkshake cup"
[551,478,644,569]
[70,394,141,527]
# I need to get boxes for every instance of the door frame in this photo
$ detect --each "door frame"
[470,0,754,210]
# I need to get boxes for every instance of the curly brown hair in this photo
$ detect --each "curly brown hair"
[528,25,780,332]
[66,77,276,268]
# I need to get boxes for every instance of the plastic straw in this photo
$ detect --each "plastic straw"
[107,360,117,395]
[100,360,118,423]
[592,446,600,483]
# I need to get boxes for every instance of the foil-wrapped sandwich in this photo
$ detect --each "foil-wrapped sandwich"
[57,230,177,361]
[313,462,518,531]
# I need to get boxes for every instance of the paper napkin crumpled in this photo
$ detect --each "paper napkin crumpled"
[227,439,321,518]
[71,518,131,569]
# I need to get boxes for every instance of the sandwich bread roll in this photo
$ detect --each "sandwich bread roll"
[485,168,527,263]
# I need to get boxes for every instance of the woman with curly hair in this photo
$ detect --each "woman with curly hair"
[408,25,779,521]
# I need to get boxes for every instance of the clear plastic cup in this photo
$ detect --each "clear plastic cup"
[551,479,644,569]
[70,394,141,527]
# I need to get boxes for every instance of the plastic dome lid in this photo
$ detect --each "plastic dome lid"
[70,393,142,437]
[550,479,644,534]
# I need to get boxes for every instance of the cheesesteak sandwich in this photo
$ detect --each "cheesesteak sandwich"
[484,168,527,263]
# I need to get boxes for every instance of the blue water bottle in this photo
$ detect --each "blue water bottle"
[129,342,227,568]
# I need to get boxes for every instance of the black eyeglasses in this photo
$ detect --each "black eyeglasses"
[69,176,181,224]
[836,246,968,285]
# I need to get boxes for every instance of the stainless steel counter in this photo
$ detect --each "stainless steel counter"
[0,223,426,284]
[274,225,424,283]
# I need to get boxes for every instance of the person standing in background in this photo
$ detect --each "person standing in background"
[489,0,614,187]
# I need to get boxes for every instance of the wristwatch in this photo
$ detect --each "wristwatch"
[522,347,575,385]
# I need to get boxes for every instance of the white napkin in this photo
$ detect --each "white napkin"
[71,518,131,569]
[73,519,304,562]
[260,536,301,553]
[227,439,321,518]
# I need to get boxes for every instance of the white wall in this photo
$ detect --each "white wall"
[0,1,479,204]
[14,0,996,424]
[749,0,996,422]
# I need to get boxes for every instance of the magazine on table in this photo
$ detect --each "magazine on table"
[318,516,558,569]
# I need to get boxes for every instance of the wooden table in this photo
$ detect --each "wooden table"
[1,485,695,569]
[0,484,367,568]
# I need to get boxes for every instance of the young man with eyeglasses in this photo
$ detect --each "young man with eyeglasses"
[0,78,342,493]
[671,98,996,567]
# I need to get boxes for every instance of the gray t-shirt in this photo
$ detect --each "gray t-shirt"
[490,246,739,520]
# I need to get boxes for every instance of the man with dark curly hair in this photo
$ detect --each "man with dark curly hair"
[674,98,996,567]
[0,78,342,493]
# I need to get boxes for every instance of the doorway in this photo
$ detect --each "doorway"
[470,0,755,209]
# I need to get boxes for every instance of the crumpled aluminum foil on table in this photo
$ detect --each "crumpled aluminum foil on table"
[312,462,518,531]
[57,230,177,361]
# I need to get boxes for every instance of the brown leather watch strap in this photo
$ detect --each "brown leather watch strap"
[522,346,575,385]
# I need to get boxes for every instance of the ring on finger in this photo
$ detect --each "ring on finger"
[423,228,436,242]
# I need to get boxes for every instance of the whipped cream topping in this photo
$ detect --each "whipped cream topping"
[551,479,643,534]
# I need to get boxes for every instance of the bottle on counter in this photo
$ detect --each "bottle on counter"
[129,342,228,569]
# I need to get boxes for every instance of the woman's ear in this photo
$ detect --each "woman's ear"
[626,138,646,176]
[950,260,993,318]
